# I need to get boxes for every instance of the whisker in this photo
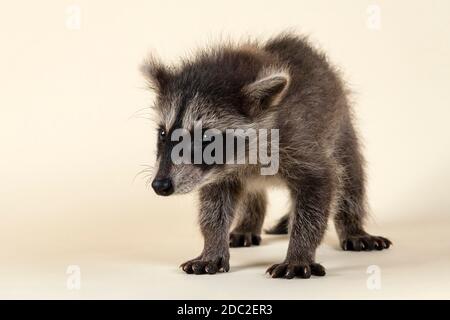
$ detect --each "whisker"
[128,106,155,121]
[132,164,155,185]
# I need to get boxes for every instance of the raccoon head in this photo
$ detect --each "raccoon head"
[141,48,289,196]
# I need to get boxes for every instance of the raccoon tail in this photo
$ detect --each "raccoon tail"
[265,214,289,234]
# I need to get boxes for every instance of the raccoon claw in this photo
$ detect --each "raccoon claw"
[341,235,392,251]
[180,257,230,275]
[229,232,261,247]
[266,262,326,279]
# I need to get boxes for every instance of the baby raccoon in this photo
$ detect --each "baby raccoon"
[141,33,391,279]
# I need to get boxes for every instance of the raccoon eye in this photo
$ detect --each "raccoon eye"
[202,129,212,143]
[158,128,166,141]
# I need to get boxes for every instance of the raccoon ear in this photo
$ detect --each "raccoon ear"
[140,55,171,93]
[243,68,290,115]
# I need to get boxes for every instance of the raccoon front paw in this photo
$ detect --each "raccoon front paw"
[180,256,230,275]
[266,262,326,279]
[341,234,392,251]
[229,232,261,247]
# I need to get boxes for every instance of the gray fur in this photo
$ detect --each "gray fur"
[142,32,391,279]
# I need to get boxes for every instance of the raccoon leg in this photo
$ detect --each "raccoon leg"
[267,169,332,279]
[180,180,241,275]
[229,190,267,247]
[333,128,392,251]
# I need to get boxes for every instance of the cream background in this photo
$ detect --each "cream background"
[1,0,449,299]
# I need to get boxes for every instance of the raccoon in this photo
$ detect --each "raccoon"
[141,33,391,279]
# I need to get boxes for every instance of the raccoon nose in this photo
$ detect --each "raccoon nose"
[151,178,174,196]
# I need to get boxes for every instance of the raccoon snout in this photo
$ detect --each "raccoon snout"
[151,178,174,196]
